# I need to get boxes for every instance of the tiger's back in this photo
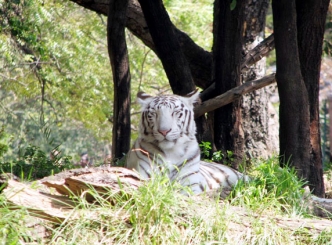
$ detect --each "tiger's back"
[126,90,248,194]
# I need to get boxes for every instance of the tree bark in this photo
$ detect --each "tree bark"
[272,0,311,180]
[296,0,329,197]
[212,0,247,169]
[107,0,131,161]
[241,0,278,160]
[197,33,275,150]
[137,0,195,95]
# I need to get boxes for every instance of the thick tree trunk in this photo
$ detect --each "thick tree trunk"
[213,0,246,169]
[137,0,195,95]
[296,0,329,197]
[241,0,279,160]
[272,0,311,180]
[107,0,131,161]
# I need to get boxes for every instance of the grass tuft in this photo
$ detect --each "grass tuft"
[230,157,308,216]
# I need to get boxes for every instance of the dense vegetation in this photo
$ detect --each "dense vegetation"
[0,0,113,164]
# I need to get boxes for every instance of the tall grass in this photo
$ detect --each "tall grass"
[1,157,332,244]
[230,157,308,216]
[49,174,230,244]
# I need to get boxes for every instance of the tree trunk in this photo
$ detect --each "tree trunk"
[137,0,195,95]
[241,0,278,160]
[272,0,311,180]
[296,0,329,197]
[107,0,131,162]
[212,0,246,169]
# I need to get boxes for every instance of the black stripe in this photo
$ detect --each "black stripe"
[179,170,199,182]
[176,149,200,170]
[169,150,200,179]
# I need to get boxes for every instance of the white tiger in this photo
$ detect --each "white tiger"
[125,90,249,194]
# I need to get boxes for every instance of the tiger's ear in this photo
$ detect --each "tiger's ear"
[185,89,201,105]
[137,91,154,108]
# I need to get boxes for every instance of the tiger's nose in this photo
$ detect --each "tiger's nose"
[158,129,171,136]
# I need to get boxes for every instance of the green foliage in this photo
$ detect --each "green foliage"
[0,0,117,163]
[164,0,213,50]
[0,123,75,180]
[199,141,212,159]
[200,149,308,216]
[230,0,237,11]
[0,92,110,166]
[230,157,308,216]
[0,144,73,180]
[0,127,9,158]
[324,12,332,56]
[125,174,191,243]
[199,141,234,165]
[0,0,113,141]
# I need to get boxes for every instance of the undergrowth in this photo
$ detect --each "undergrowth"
[1,157,332,244]
[230,157,308,216]
[0,127,73,180]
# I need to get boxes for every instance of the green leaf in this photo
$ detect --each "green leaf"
[230,0,237,10]
[23,54,34,62]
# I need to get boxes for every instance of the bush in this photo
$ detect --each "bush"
[0,144,73,180]
[229,157,308,216]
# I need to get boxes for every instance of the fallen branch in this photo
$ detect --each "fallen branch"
[309,194,332,218]
[2,179,73,223]
[2,166,332,220]
[40,166,142,201]
[194,73,276,118]
[1,167,141,222]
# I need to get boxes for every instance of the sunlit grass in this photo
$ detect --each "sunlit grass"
[1,157,332,244]
[230,157,308,217]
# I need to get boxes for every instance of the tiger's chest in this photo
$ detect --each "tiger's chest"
[155,140,201,177]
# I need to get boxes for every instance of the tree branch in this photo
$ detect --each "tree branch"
[241,33,275,70]
[194,73,276,118]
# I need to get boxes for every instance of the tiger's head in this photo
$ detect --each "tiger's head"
[137,90,200,149]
